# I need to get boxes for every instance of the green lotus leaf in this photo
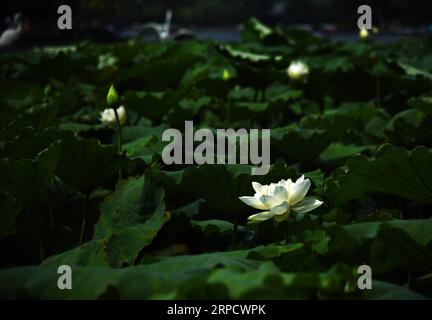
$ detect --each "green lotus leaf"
[43,176,167,267]
[55,135,134,195]
[0,141,62,207]
[331,144,432,205]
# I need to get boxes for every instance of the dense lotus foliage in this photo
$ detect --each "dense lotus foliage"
[0,19,432,299]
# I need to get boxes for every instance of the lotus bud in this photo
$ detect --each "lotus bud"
[223,69,231,81]
[106,84,119,107]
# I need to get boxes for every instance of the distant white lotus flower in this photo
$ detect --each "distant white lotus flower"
[359,28,369,40]
[287,61,309,81]
[239,176,323,222]
[100,106,127,127]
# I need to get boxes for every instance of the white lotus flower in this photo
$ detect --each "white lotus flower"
[239,176,323,222]
[100,106,127,127]
[287,61,309,81]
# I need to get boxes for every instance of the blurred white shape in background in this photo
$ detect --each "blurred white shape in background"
[132,10,194,41]
[0,12,22,48]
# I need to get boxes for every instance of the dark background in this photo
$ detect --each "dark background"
[1,0,431,27]
[1,0,431,44]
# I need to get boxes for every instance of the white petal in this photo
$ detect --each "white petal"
[117,106,127,126]
[288,179,311,205]
[259,194,284,208]
[295,175,305,184]
[100,109,115,124]
[272,185,288,203]
[277,179,286,186]
[247,211,274,221]
[101,110,110,118]
[267,183,278,195]
[292,198,323,214]
[118,106,126,115]
[239,196,268,210]
[270,201,289,215]
[282,179,293,193]
[252,181,264,194]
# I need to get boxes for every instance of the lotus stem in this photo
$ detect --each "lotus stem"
[113,106,122,153]
[261,89,266,102]
[113,105,123,181]
[47,199,54,229]
[79,194,89,245]
[253,88,259,102]
[375,72,381,108]
[232,218,239,247]
[28,209,44,263]
[38,235,44,263]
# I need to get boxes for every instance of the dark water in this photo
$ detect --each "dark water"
[121,27,427,43]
